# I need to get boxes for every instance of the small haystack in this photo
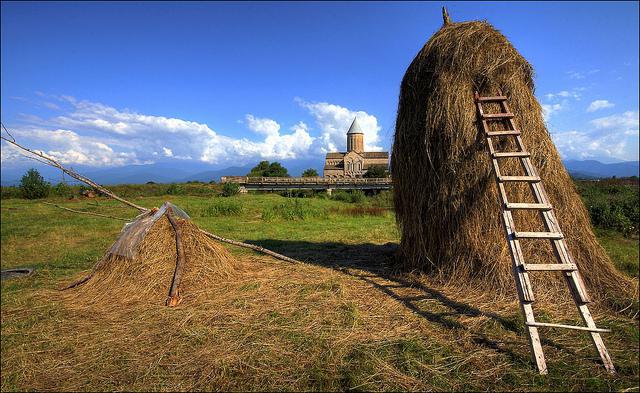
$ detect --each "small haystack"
[66,202,235,306]
[391,18,637,310]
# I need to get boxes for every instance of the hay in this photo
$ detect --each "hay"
[391,20,638,312]
[66,210,235,306]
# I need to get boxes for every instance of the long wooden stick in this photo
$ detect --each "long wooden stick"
[1,127,302,267]
[1,132,148,212]
[198,228,301,264]
[165,208,186,307]
[43,202,131,221]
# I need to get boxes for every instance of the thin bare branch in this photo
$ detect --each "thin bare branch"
[199,228,301,264]
[1,122,16,142]
[43,202,131,221]
[0,133,148,212]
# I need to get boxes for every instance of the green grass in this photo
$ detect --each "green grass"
[593,228,639,277]
[1,192,638,391]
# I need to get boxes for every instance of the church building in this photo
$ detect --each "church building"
[323,118,389,178]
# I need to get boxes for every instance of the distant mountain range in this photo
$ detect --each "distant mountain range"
[1,159,637,186]
[563,160,639,179]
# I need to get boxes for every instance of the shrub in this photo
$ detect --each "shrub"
[52,182,72,197]
[166,183,184,195]
[222,182,241,197]
[0,186,21,199]
[330,190,366,204]
[202,200,243,216]
[19,169,50,199]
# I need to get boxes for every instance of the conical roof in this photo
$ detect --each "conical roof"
[347,117,363,134]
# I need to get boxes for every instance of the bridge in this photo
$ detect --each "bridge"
[220,176,392,194]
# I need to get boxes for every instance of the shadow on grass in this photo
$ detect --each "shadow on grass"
[246,238,577,365]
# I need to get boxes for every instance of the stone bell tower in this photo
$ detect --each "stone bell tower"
[346,117,364,153]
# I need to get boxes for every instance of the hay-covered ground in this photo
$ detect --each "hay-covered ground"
[1,193,638,391]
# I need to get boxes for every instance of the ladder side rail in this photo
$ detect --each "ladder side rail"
[499,97,615,373]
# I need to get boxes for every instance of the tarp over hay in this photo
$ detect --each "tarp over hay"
[66,202,235,306]
[391,19,637,311]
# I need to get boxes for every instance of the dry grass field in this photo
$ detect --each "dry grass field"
[1,192,638,391]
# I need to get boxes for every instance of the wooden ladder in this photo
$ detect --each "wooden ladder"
[474,91,615,375]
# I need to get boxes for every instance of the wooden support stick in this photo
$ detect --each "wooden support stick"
[165,208,186,307]
[199,229,302,264]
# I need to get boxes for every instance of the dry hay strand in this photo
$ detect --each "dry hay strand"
[65,214,235,307]
[391,20,638,313]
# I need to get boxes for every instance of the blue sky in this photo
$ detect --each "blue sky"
[1,1,638,174]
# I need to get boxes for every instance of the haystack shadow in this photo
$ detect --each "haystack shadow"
[245,238,574,362]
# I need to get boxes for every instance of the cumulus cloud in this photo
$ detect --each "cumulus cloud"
[541,103,563,121]
[590,111,638,132]
[551,111,639,161]
[244,114,281,137]
[587,100,614,112]
[2,95,377,168]
[545,90,581,101]
[1,127,138,166]
[296,98,382,153]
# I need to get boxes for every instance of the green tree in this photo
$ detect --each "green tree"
[247,161,290,177]
[19,168,51,199]
[302,168,319,177]
[363,165,389,178]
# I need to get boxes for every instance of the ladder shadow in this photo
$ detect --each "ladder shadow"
[245,239,578,362]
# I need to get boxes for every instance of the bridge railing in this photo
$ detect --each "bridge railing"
[220,176,392,185]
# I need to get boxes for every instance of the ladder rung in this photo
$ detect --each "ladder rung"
[514,231,564,240]
[505,203,552,211]
[526,322,610,333]
[486,130,521,136]
[498,176,541,183]
[477,95,508,102]
[482,113,515,120]
[493,151,530,158]
[523,263,577,271]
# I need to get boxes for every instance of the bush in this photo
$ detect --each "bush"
[330,190,366,204]
[166,183,184,195]
[0,186,22,199]
[19,169,50,199]
[202,200,243,216]
[222,182,240,197]
[52,182,72,197]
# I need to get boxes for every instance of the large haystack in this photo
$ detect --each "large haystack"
[66,202,235,306]
[391,20,637,310]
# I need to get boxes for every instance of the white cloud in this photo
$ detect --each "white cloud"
[296,98,382,153]
[590,111,638,131]
[551,111,639,162]
[244,114,281,137]
[587,100,614,112]
[1,127,139,166]
[1,95,384,168]
[567,69,599,80]
[545,90,581,101]
[541,103,563,122]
